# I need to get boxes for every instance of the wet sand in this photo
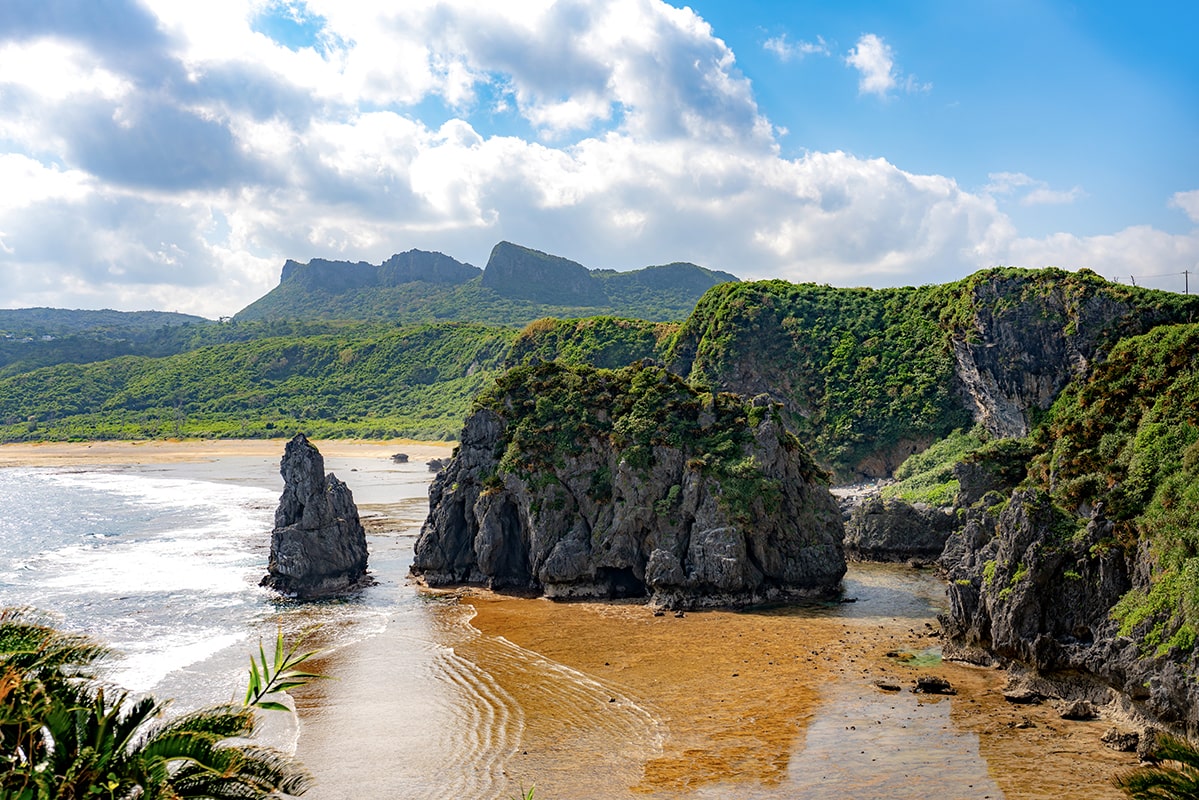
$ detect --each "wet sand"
[1,440,1140,798]
[0,438,453,468]
[463,586,1137,799]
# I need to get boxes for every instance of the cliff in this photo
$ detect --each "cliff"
[937,324,1199,735]
[234,241,739,325]
[411,361,845,608]
[666,268,1199,480]
[262,434,370,597]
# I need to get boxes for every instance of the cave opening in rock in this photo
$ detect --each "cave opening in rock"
[597,566,647,599]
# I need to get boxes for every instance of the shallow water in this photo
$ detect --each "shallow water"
[0,457,1128,798]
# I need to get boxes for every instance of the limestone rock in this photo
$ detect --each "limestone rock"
[262,434,369,598]
[411,361,846,609]
[843,495,956,561]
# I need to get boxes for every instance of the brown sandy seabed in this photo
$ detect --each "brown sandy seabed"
[459,590,1139,800]
[0,440,1140,797]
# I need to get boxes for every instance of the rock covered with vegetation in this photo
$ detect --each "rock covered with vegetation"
[936,323,1199,735]
[665,267,1199,480]
[843,495,956,561]
[263,434,369,598]
[411,361,845,608]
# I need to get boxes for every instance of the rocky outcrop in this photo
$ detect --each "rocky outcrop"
[939,490,1199,736]
[480,242,608,306]
[844,495,956,561]
[262,434,370,598]
[411,361,846,609]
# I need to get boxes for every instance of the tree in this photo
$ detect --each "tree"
[0,607,313,799]
[1116,735,1199,799]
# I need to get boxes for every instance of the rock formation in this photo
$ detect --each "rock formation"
[262,434,370,598]
[843,495,956,561]
[411,361,846,609]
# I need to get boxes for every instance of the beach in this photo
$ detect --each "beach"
[1,440,1139,799]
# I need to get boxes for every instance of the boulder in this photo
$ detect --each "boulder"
[262,434,370,597]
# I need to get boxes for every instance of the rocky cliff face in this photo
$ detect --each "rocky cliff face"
[666,268,1199,480]
[479,241,608,306]
[262,434,370,598]
[939,491,1199,735]
[411,361,846,609]
[843,495,956,561]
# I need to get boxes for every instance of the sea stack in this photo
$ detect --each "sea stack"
[262,434,370,597]
[411,360,846,609]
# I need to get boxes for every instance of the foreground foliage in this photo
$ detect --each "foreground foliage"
[1116,735,1199,799]
[0,608,312,799]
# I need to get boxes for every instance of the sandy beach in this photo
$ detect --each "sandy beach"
[0,438,454,468]
[1,439,1142,798]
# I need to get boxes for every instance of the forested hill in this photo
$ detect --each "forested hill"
[0,308,208,337]
[234,241,739,325]
[4,267,1197,474]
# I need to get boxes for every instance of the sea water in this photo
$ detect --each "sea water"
[0,461,1024,799]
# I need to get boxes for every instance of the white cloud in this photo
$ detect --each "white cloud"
[763,33,829,62]
[844,34,929,97]
[845,34,896,96]
[1170,189,1199,224]
[986,172,1084,206]
[0,0,1194,318]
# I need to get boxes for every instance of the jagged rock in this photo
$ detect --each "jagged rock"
[390,452,409,463]
[1003,688,1044,705]
[843,495,957,561]
[411,361,846,609]
[427,457,447,473]
[262,434,370,598]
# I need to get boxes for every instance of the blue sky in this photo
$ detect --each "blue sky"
[0,0,1195,316]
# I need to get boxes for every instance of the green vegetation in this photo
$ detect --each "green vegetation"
[475,360,820,523]
[1027,323,1199,655]
[883,427,986,506]
[0,608,312,799]
[1115,734,1199,799]
[505,317,678,369]
[237,269,732,327]
[667,267,1199,478]
[0,323,516,442]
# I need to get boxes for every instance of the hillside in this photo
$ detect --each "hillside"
[0,323,515,442]
[932,322,1199,736]
[0,308,209,337]
[663,268,1199,480]
[235,241,739,325]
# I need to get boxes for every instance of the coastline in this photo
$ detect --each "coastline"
[2,441,1140,798]
[0,438,455,468]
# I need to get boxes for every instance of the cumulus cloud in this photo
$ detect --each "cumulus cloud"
[0,0,1194,317]
[844,33,929,97]
[1171,189,1199,223]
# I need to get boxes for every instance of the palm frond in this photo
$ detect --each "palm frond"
[243,630,325,711]
[1116,735,1199,799]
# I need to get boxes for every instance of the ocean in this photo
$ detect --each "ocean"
[0,452,1129,798]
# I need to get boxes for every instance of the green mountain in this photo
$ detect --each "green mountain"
[0,308,209,337]
[234,241,739,325]
[0,323,515,442]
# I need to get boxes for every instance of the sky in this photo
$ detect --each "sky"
[0,0,1196,318]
